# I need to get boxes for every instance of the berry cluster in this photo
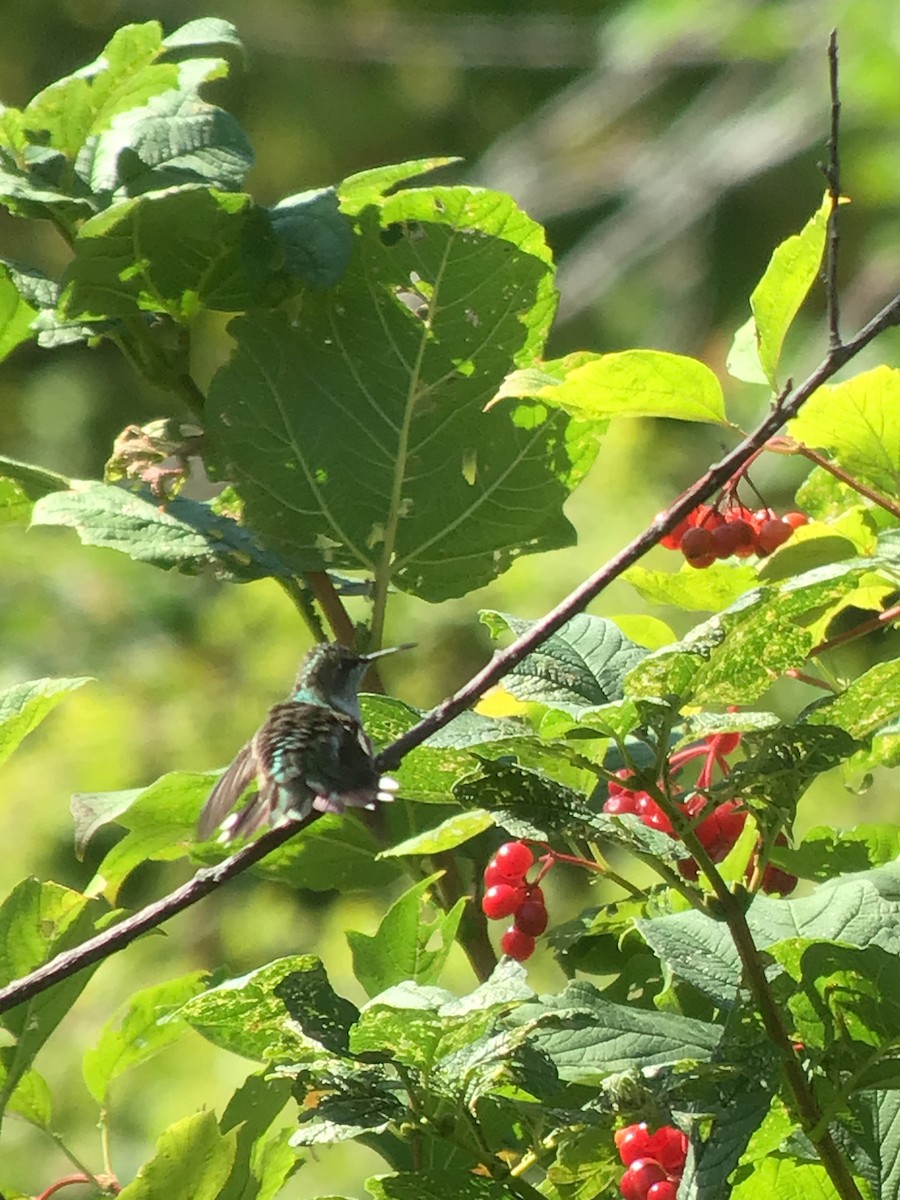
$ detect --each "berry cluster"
[482,841,548,962]
[661,504,808,569]
[602,726,797,894]
[614,1122,688,1200]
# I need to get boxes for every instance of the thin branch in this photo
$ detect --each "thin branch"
[821,30,843,350]
[776,437,900,520]
[1,291,899,1019]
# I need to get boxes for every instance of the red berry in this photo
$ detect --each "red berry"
[689,552,717,569]
[615,1123,652,1166]
[620,1159,668,1200]
[482,883,525,920]
[633,793,673,834]
[646,1183,677,1200]
[526,884,544,905]
[678,857,699,880]
[604,793,638,815]
[492,841,533,880]
[757,518,794,554]
[681,527,714,560]
[709,522,744,558]
[608,769,637,795]
[646,1126,688,1173]
[514,899,548,937]
[711,730,741,755]
[751,507,776,530]
[761,863,798,895]
[783,510,809,528]
[501,926,535,961]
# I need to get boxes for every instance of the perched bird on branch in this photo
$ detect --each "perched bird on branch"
[197,641,410,843]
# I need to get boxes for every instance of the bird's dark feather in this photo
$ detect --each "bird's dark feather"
[197,701,379,841]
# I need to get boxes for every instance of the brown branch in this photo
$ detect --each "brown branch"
[0,292,899,1019]
[811,603,900,658]
[820,30,843,350]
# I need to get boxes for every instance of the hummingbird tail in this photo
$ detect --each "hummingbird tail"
[311,774,399,815]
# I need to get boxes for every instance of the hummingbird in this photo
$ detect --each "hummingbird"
[197,641,411,843]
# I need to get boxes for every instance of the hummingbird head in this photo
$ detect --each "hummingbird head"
[292,641,413,718]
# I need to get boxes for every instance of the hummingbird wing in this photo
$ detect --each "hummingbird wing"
[196,742,258,841]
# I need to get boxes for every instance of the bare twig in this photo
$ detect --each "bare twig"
[821,30,843,349]
[1,293,899,1019]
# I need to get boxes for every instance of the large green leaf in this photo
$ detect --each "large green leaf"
[624,562,758,613]
[218,1071,297,1200]
[180,956,354,1065]
[207,185,602,601]
[495,348,728,425]
[32,482,293,582]
[625,560,890,705]
[59,188,277,321]
[847,1089,900,1200]
[505,980,721,1081]
[728,195,829,388]
[789,365,900,498]
[115,1110,237,1200]
[22,23,178,159]
[775,824,900,882]
[640,864,900,1007]
[480,610,647,713]
[0,263,39,362]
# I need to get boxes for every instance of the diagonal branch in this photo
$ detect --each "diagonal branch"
[0,290,899,1018]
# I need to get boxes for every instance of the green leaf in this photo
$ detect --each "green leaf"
[273,961,360,1057]
[506,980,721,1081]
[847,1089,900,1200]
[480,611,647,713]
[180,956,353,1065]
[730,1155,837,1199]
[86,89,254,197]
[87,771,212,900]
[218,1071,297,1200]
[59,189,277,322]
[32,482,293,583]
[770,940,900,1062]
[806,660,900,739]
[0,262,39,361]
[360,696,489,803]
[338,157,460,211]
[366,1171,517,1200]
[116,1110,237,1200]
[625,560,888,705]
[268,188,353,288]
[248,814,403,893]
[6,1068,52,1128]
[0,880,104,1117]
[0,675,91,768]
[162,17,246,60]
[381,809,494,857]
[291,1066,405,1147]
[207,186,601,601]
[736,195,830,388]
[641,864,900,1007]
[506,348,728,425]
[726,314,769,386]
[347,873,465,998]
[789,365,900,498]
[83,972,209,1103]
[22,23,177,159]
[775,824,900,882]
[624,562,759,613]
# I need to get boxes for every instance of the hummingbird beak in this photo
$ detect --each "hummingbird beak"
[361,642,416,661]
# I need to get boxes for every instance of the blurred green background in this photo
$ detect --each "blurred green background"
[2,0,899,1194]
